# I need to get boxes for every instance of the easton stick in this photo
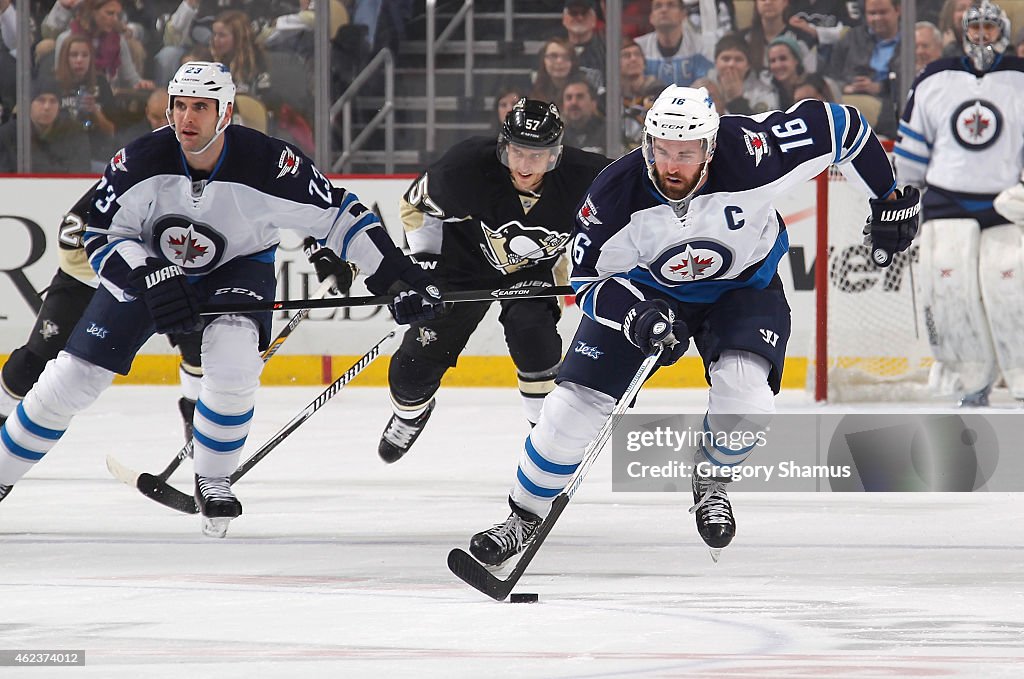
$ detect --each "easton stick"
[447,347,663,600]
[106,280,334,492]
[200,285,575,315]
[109,330,398,514]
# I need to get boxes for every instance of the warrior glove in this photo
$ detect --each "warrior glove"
[128,258,202,335]
[622,299,689,366]
[864,186,921,268]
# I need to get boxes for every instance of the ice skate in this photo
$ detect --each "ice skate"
[689,470,735,562]
[378,399,435,463]
[958,386,991,408]
[195,475,242,538]
[178,397,197,444]
[469,497,542,566]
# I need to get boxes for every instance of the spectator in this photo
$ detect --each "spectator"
[683,0,736,45]
[826,0,900,97]
[621,38,663,99]
[116,87,169,145]
[634,0,714,86]
[493,85,525,133]
[938,0,971,57]
[530,37,603,106]
[210,10,271,98]
[915,20,944,72]
[52,0,154,91]
[0,76,91,173]
[262,0,350,58]
[1,0,15,56]
[767,34,805,109]
[787,0,857,64]
[697,33,778,114]
[742,0,817,74]
[793,72,836,101]
[54,34,118,165]
[561,77,605,154]
[622,79,664,151]
[563,0,606,78]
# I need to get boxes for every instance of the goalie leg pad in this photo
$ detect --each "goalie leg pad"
[193,316,262,478]
[510,381,614,518]
[916,219,997,396]
[0,352,114,485]
[979,224,1024,397]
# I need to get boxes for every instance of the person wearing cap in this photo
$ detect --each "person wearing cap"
[0,61,443,536]
[562,0,607,79]
[766,34,806,110]
[0,76,90,173]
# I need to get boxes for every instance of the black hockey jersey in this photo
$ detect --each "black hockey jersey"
[402,136,611,285]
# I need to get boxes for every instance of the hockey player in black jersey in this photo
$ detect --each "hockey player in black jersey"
[0,184,205,443]
[0,62,441,536]
[373,99,611,463]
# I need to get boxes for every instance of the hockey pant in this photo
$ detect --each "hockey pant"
[388,296,562,424]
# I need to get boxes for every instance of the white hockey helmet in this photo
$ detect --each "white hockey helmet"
[642,85,720,201]
[962,0,1010,71]
[166,61,236,149]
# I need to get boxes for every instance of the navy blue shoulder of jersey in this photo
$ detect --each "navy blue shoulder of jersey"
[578,148,661,241]
[990,54,1024,73]
[104,127,185,192]
[708,101,836,193]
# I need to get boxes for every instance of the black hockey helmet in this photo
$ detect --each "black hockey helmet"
[497,98,564,171]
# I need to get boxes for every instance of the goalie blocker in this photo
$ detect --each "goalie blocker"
[864,186,922,267]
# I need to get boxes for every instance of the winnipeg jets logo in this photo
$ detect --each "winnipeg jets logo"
[417,327,438,347]
[152,216,225,274]
[577,196,602,227]
[651,240,733,285]
[479,220,570,275]
[276,147,301,178]
[167,227,210,264]
[110,148,128,172]
[741,127,771,167]
[86,323,108,339]
[39,319,60,341]
[574,341,603,360]
[952,99,1002,151]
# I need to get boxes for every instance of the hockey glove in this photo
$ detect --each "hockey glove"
[127,258,202,335]
[622,299,689,366]
[303,237,356,294]
[388,265,448,325]
[864,186,921,268]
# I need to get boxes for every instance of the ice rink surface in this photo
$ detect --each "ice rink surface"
[1,385,1022,678]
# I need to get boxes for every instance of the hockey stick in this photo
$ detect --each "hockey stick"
[200,284,576,315]
[106,279,335,490]
[447,346,663,601]
[118,329,398,514]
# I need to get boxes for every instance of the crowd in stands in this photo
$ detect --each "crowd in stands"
[2,0,1024,172]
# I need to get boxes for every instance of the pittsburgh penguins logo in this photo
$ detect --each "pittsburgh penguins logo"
[951,99,1002,151]
[151,216,226,274]
[650,239,734,285]
[479,220,570,275]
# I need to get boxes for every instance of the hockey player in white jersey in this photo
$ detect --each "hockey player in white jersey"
[0,62,443,535]
[893,0,1024,406]
[464,85,919,566]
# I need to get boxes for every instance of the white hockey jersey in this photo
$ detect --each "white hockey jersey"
[572,99,896,330]
[84,126,406,300]
[894,55,1024,224]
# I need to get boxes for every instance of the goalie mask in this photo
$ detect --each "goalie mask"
[962,0,1010,72]
[497,98,565,172]
[642,85,720,204]
[166,61,236,154]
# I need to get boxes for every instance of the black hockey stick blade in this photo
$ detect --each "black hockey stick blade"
[447,493,570,601]
[136,472,200,514]
[200,285,576,315]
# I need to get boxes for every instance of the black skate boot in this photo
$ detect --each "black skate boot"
[377,399,435,463]
[0,484,12,504]
[178,397,197,444]
[469,497,542,566]
[689,469,736,561]
[195,475,242,538]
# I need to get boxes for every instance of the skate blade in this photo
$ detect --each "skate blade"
[708,547,722,563]
[201,516,233,538]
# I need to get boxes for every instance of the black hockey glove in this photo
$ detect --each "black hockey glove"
[303,237,356,294]
[864,186,921,268]
[127,258,202,335]
[388,265,448,325]
[622,299,689,366]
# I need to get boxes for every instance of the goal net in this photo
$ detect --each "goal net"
[811,166,934,402]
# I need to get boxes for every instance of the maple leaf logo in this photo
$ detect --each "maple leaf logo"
[962,112,990,139]
[668,248,716,279]
[167,228,209,264]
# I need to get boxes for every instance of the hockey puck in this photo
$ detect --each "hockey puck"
[510,593,539,603]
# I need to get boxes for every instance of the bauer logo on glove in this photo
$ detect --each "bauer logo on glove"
[864,186,922,268]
